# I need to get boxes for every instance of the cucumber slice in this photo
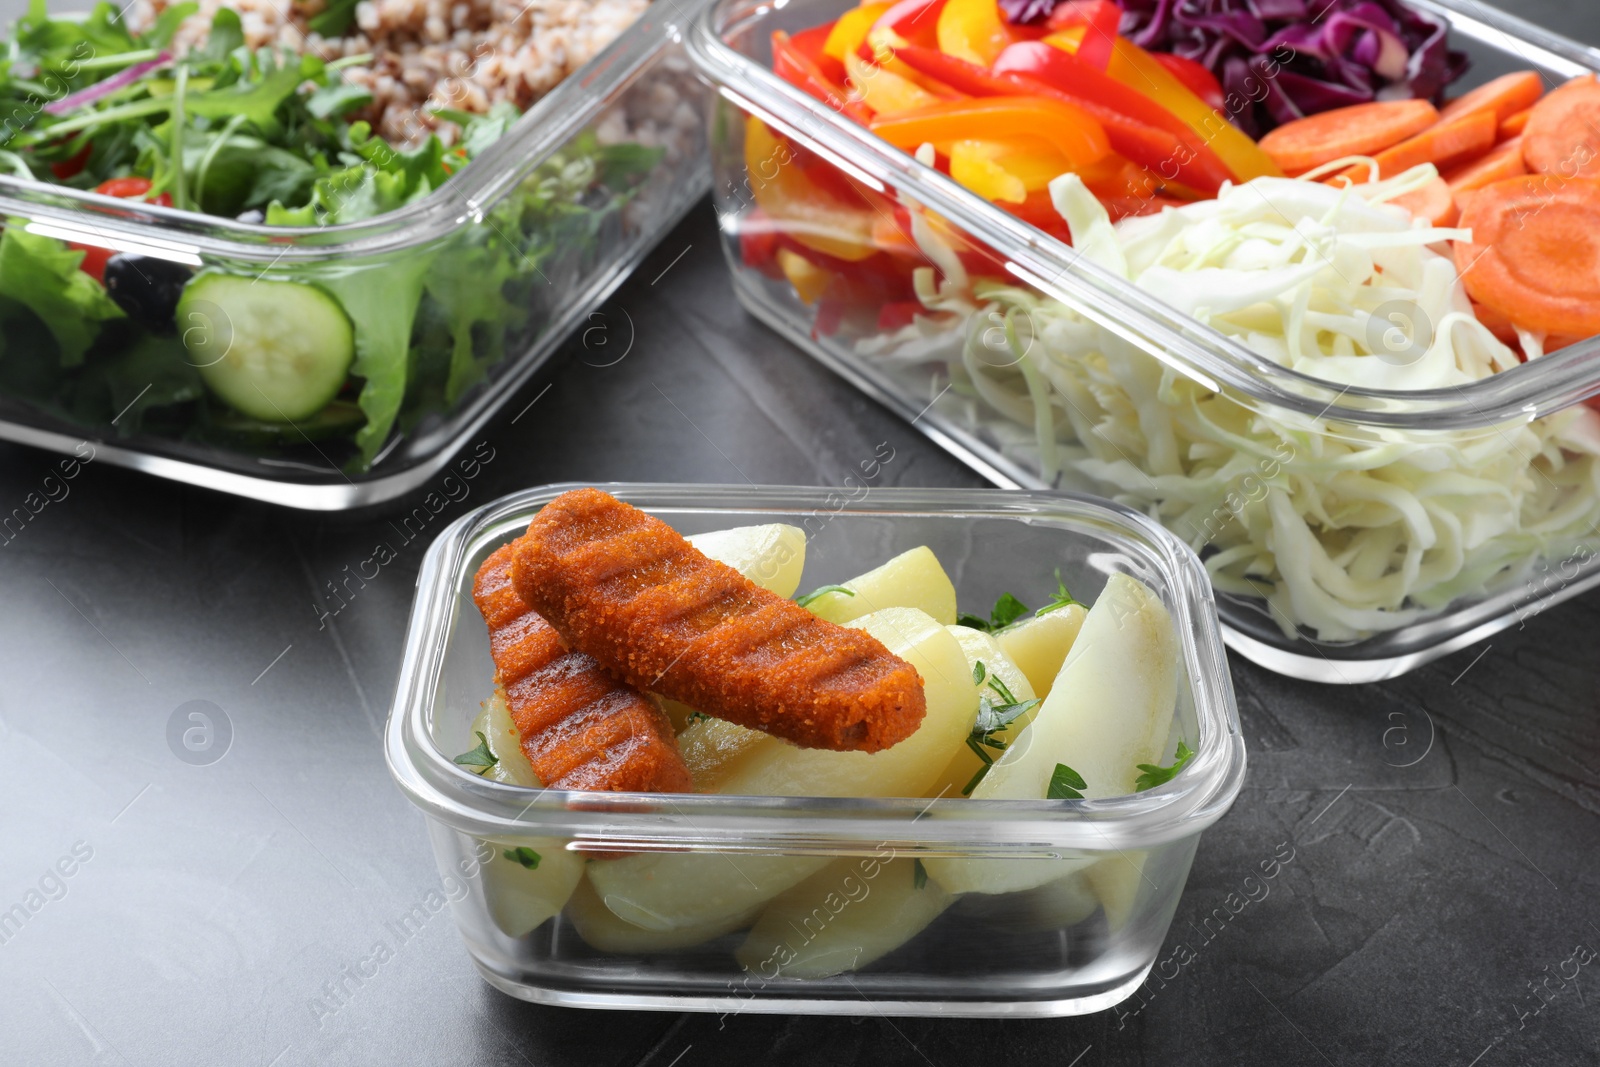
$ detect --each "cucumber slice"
[178,272,355,422]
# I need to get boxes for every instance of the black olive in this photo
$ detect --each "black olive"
[235,209,265,224]
[103,254,193,333]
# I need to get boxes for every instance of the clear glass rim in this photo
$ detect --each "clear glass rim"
[384,482,1248,854]
[0,0,712,263]
[686,0,1600,432]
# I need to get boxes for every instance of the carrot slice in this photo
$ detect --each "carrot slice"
[1498,107,1531,139]
[1439,71,1546,125]
[1445,136,1528,194]
[1454,175,1600,337]
[1257,99,1438,175]
[1389,176,1458,226]
[1522,74,1600,178]
[1332,108,1498,184]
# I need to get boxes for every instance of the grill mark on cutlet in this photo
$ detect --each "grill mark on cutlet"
[512,488,928,753]
[471,539,692,794]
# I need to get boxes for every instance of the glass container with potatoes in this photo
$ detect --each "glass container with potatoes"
[386,483,1245,1016]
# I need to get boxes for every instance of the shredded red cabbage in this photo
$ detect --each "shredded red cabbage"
[1114,0,1468,137]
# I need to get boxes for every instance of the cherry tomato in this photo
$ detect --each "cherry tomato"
[50,142,92,180]
[73,179,173,281]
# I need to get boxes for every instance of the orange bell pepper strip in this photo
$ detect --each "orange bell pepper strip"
[771,30,874,124]
[870,96,1111,170]
[1102,37,1281,181]
[991,42,1234,191]
[845,51,952,117]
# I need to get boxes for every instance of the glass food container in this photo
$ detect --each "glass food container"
[0,0,711,510]
[688,0,1600,681]
[385,483,1245,1017]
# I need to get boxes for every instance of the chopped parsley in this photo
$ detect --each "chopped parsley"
[503,846,542,870]
[1037,569,1084,616]
[961,659,1042,795]
[957,592,1031,633]
[913,858,928,890]
[451,731,498,774]
[1046,763,1087,801]
[1135,741,1196,791]
[684,711,712,727]
[797,584,855,608]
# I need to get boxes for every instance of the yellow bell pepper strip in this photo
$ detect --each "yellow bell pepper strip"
[824,2,893,63]
[869,97,1111,171]
[777,247,833,303]
[1099,37,1282,181]
[949,138,1075,203]
[935,0,1041,67]
[744,117,878,262]
[872,0,946,51]
[844,50,946,117]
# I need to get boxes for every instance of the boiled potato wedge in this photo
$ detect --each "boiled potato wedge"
[586,852,831,932]
[927,574,1179,896]
[675,607,978,798]
[995,605,1087,699]
[479,838,586,938]
[592,608,976,930]
[736,858,953,979]
[803,546,957,626]
[928,625,1037,799]
[567,875,761,953]
[686,523,806,598]
[468,691,540,787]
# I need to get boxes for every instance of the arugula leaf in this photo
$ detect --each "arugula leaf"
[958,592,1030,632]
[503,846,541,870]
[796,584,854,608]
[913,858,927,890]
[424,213,531,404]
[0,222,124,366]
[193,8,243,67]
[307,0,362,38]
[451,730,498,773]
[455,101,521,159]
[186,56,309,132]
[1046,763,1086,801]
[147,1,199,48]
[306,81,372,121]
[1037,569,1083,616]
[1135,741,1195,792]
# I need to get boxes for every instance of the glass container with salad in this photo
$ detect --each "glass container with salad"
[0,0,709,508]
[385,483,1244,1016]
[690,0,1600,680]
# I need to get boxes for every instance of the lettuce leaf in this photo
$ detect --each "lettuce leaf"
[0,221,124,366]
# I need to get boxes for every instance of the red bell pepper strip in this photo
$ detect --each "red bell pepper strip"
[1042,0,1120,70]
[992,41,1233,190]
[1150,52,1225,112]
[790,21,848,84]
[891,45,1218,193]
[871,0,947,51]
[49,141,92,180]
[771,30,873,124]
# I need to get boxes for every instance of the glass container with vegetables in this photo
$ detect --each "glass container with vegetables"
[0,0,710,508]
[386,484,1244,1015]
[690,0,1600,681]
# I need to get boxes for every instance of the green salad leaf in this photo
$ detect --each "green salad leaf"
[0,221,124,365]
[957,592,1030,633]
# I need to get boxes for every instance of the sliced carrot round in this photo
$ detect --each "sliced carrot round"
[1498,107,1531,139]
[1444,136,1527,194]
[1389,176,1458,226]
[1439,71,1546,125]
[1455,175,1600,337]
[1522,74,1600,178]
[1257,99,1439,175]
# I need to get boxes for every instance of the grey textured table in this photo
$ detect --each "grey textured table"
[5,2,1600,1063]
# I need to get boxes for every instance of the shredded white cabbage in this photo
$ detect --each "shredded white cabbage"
[871,165,1600,641]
